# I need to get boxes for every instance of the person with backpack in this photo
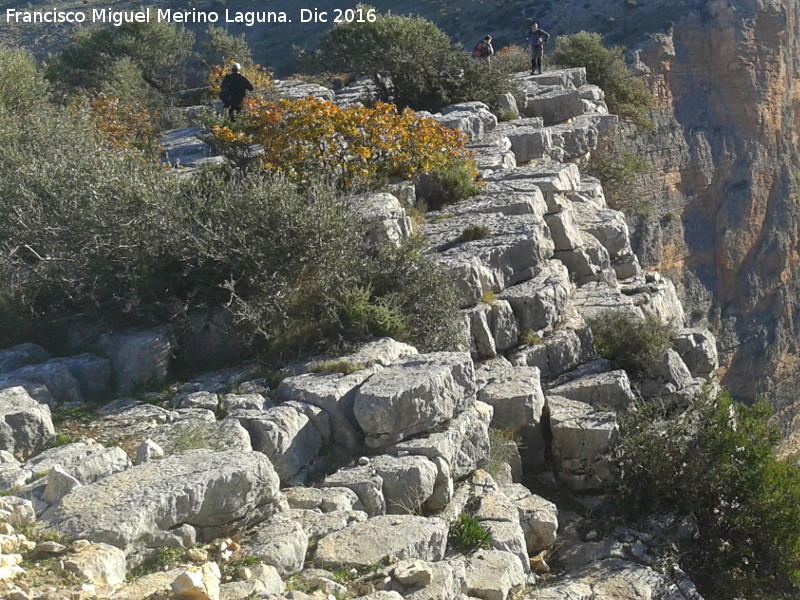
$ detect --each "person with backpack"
[219,63,254,122]
[525,22,550,74]
[473,35,495,62]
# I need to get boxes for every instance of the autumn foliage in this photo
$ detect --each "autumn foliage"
[212,96,475,189]
[71,91,159,153]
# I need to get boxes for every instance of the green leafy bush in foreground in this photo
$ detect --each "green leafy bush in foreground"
[0,101,462,360]
[616,391,800,599]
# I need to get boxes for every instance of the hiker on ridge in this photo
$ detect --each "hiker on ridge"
[219,63,254,122]
[525,22,550,75]
[473,35,495,62]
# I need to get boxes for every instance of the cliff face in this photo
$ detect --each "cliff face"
[626,0,800,421]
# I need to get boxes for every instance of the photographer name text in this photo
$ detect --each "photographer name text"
[5,6,378,27]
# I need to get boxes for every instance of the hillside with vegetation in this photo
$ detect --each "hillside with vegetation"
[2,6,800,600]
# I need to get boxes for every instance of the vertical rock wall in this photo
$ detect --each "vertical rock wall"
[626,0,800,422]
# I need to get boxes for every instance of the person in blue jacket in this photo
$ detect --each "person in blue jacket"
[525,22,551,75]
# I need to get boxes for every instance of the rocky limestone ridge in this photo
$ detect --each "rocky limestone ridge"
[594,0,800,438]
[0,69,717,600]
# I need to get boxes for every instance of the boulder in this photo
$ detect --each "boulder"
[25,440,131,485]
[0,386,54,459]
[45,354,112,399]
[160,127,218,168]
[353,192,413,247]
[547,396,618,491]
[315,515,448,569]
[498,260,572,332]
[572,204,633,261]
[0,497,35,528]
[490,300,519,353]
[0,343,50,374]
[548,370,635,412]
[432,189,547,219]
[290,509,367,541]
[245,519,308,576]
[273,79,335,101]
[493,122,553,163]
[474,144,517,173]
[507,344,549,377]
[371,455,438,514]
[98,328,171,395]
[63,542,127,586]
[673,328,719,377]
[422,213,555,306]
[276,366,379,453]
[649,349,694,390]
[522,88,585,124]
[0,361,83,406]
[573,282,644,322]
[235,402,329,483]
[462,549,526,600]
[321,466,386,516]
[354,352,476,448]
[528,557,701,600]
[544,203,584,251]
[388,401,492,480]
[283,487,359,513]
[502,485,559,554]
[173,391,219,412]
[41,465,82,505]
[465,303,496,359]
[544,317,596,378]
[477,367,544,430]
[42,450,283,564]
[438,102,498,141]
[547,120,599,158]
[171,562,221,600]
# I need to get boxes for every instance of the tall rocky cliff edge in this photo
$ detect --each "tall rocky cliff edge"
[616,0,800,436]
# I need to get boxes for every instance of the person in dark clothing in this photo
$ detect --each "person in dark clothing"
[219,63,254,122]
[473,35,495,62]
[525,22,550,75]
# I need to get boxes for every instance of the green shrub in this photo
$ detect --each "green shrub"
[496,108,519,122]
[415,162,482,211]
[449,513,493,551]
[310,5,518,112]
[518,330,543,346]
[492,44,532,74]
[456,225,490,243]
[486,428,519,481]
[308,360,366,375]
[174,425,222,452]
[0,47,48,114]
[338,285,407,340]
[201,25,253,67]
[552,31,652,128]
[588,311,677,379]
[583,145,651,215]
[0,105,461,359]
[616,391,800,599]
[46,20,195,104]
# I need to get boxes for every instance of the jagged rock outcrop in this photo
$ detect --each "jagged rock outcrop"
[41,450,284,565]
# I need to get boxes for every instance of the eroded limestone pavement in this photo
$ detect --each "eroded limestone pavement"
[0,69,718,600]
